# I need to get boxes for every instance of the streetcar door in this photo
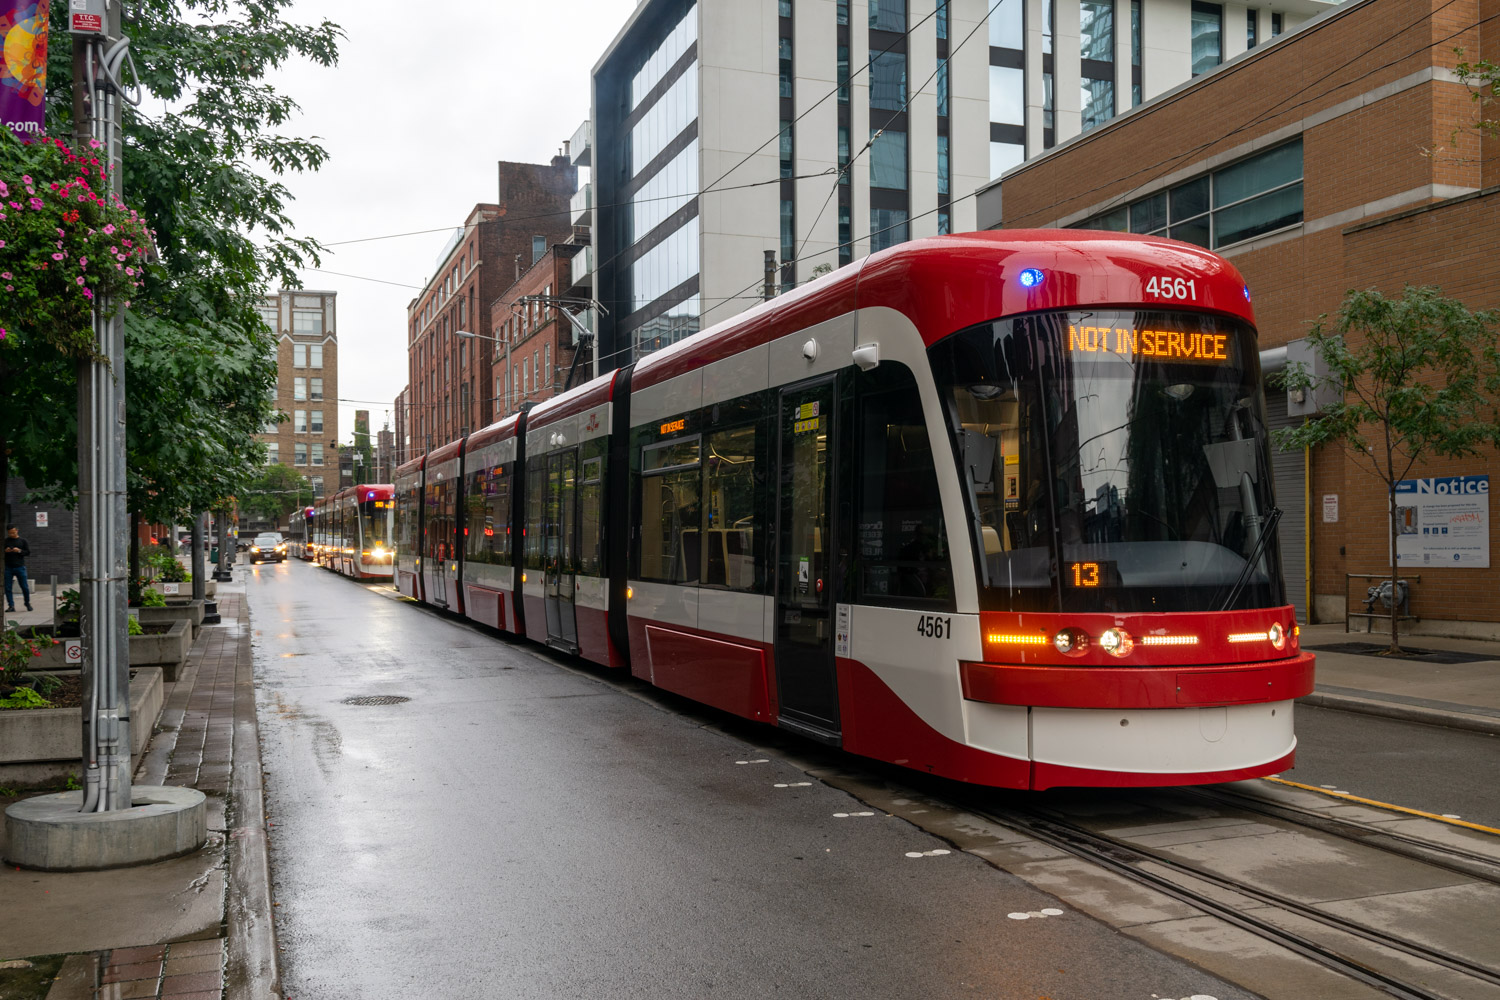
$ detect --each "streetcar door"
[543,449,579,650]
[774,379,840,739]
[430,480,451,607]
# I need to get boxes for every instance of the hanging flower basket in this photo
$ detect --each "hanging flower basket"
[0,134,155,359]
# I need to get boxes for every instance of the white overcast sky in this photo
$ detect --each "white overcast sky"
[263,0,637,444]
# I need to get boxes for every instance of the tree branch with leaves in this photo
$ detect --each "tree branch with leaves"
[1274,286,1500,652]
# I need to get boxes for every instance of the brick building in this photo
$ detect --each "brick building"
[489,243,590,418]
[256,290,339,499]
[404,159,577,453]
[983,0,1500,633]
[392,386,410,468]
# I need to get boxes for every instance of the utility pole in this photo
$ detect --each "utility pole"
[763,250,777,301]
[71,0,134,812]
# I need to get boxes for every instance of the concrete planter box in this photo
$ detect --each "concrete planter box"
[145,580,214,599]
[0,668,164,788]
[137,599,205,638]
[24,620,192,680]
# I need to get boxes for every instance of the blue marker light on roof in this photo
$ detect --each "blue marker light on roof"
[1243,285,1252,302]
[1018,268,1045,288]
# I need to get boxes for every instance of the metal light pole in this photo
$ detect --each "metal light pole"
[70,1,140,813]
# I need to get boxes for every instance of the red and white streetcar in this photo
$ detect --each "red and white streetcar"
[387,231,1314,789]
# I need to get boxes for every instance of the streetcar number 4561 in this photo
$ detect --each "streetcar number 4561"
[1146,275,1197,300]
[916,614,952,639]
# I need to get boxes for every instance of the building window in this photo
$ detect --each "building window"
[266,441,279,464]
[311,443,324,467]
[838,204,852,266]
[870,129,908,190]
[310,475,323,496]
[1131,0,1142,106]
[1271,11,1282,35]
[293,344,306,368]
[294,409,308,434]
[838,127,850,180]
[544,343,551,388]
[1247,8,1258,48]
[779,37,793,99]
[293,377,306,401]
[293,309,322,335]
[936,58,949,117]
[258,305,278,332]
[938,135,950,196]
[1080,1,1115,132]
[294,443,307,466]
[938,210,951,235]
[309,343,323,368]
[838,46,850,103]
[780,122,794,179]
[524,358,530,395]
[936,0,947,39]
[871,50,907,111]
[310,377,323,401]
[1074,140,1303,249]
[532,235,546,264]
[310,410,324,434]
[869,0,904,31]
[1042,0,1055,140]
[1191,2,1223,76]
[870,208,909,252]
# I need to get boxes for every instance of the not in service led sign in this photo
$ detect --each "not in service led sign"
[660,418,686,435]
[1069,325,1230,365]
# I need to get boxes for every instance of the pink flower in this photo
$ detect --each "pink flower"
[76,276,86,285]
[29,198,43,210]
[20,174,32,184]
[0,272,9,280]
[52,253,65,261]
[83,288,94,300]
[88,139,102,149]
[78,259,87,269]
[103,224,115,235]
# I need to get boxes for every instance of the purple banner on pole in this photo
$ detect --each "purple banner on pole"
[2,0,49,138]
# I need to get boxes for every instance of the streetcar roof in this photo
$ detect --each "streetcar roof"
[631,230,1254,392]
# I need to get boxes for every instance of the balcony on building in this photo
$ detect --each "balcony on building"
[569,120,590,169]
[570,182,593,229]
[566,244,593,298]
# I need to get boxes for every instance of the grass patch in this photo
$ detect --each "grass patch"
[0,953,69,1000]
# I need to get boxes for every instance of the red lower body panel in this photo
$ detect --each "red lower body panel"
[575,605,624,668]
[628,619,772,722]
[960,652,1316,709]
[464,584,503,630]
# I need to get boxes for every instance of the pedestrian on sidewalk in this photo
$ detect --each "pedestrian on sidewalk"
[4,525,32,612]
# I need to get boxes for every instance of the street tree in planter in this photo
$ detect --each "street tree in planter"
[1274,286,1500,654]
[1,0,341,538]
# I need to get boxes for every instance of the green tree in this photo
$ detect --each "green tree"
[1,0,341,526]
[241,463,312,528]
[1274,286,1500,653]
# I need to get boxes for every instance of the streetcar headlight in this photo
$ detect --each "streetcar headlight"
[1269,622,1287,651]
[1099,628,1134,658]
[372,545,387,559]
[1053,628,1089,656]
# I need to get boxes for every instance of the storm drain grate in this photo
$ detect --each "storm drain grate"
[342,695,411,706]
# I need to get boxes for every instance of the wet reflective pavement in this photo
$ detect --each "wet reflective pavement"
[250,561,1258,1000]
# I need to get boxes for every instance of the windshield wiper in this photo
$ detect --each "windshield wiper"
[1218,506,1282,612]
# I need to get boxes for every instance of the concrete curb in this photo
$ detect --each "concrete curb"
[223,598,281,1000]
[1299,689,1500,737]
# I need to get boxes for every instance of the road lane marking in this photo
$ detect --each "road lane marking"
[1265,776,1500,835]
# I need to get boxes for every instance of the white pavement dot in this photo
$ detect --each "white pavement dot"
[1040,908,1064,916]
[905,852,925,858]
[1320,784,1339,789]
[833,812,849,818]
[774,783,789,788]
[855,811,874,816]
[1443,814,1462,819]
[735,759,770,765]
[790,782,812,787]
[926,849,951,856]
[1007,912,1030,920]
[1188,995,1220,1000]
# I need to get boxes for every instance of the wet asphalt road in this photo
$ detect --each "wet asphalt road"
[250,561,1258,1000]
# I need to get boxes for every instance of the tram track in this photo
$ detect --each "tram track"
[962,796,1500,1000]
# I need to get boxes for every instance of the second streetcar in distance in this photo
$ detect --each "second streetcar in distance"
[385,231,1313,789]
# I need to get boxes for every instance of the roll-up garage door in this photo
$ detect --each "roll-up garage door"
[1264,391,1307,622]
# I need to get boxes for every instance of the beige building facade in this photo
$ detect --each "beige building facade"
[257,290,340,499]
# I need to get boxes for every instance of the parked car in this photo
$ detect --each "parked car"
[248,533,288,564]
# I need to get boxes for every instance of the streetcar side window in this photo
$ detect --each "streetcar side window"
[638,433,702,584]
[578,449,605,577]
[524,456,547,571]
[855,363,954,607]
[702,425,760,592]
[464,462,511,566]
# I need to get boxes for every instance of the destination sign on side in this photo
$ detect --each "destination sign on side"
[1069,324,1230,365]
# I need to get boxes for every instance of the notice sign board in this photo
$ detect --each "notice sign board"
[34,511,47,527]
[1395,475,1489,568]
[64,640,82,665]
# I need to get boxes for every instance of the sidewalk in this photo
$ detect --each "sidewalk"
[0,571,275,1000]
[1298,621,1500,735]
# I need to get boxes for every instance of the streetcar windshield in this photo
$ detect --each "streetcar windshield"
[929,309,1283,613]
[362,499,392,547]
